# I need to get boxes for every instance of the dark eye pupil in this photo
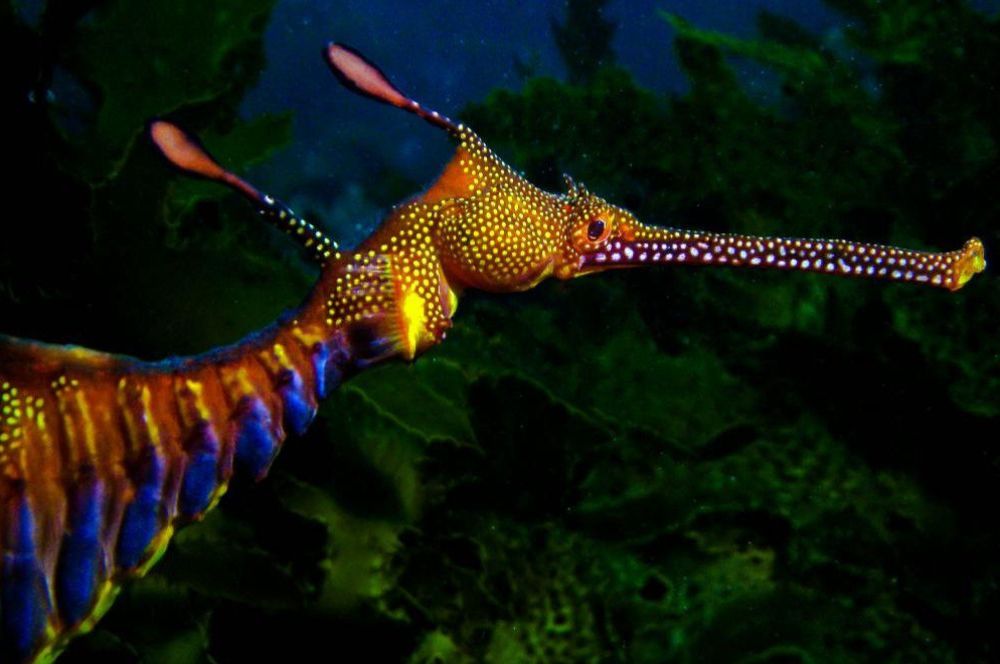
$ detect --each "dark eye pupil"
[587,219,606,241]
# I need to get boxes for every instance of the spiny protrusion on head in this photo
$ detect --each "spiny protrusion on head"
[562,173,591,202]
[149,120,339,264]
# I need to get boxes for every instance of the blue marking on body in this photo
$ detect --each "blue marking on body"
[117,447,166,569]
[179,422,221,518]
[311,342,332,398]
[1,489,50,660]
[56,472,105,626]
[234,398,278,480]
[278,369,315,436]
[315,338,348,399]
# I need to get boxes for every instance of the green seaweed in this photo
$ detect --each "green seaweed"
[66,0,276,182]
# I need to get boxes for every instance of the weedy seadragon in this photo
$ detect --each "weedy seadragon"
[0,43,985,662]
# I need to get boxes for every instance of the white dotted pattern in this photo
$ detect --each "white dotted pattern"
[584,232,985,291]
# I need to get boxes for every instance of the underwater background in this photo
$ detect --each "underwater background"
[1,0,998,661]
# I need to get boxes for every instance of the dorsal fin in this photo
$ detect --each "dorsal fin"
[149,121,338,263]
[325,43,463,137]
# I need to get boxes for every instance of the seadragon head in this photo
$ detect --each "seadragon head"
[552,176,986,290]
[558,183,984,290]
[553,176,646,280]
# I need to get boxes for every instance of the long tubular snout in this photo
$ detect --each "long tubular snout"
[581,225,985,291]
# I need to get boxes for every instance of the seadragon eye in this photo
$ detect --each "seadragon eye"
[587,219,607,241]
